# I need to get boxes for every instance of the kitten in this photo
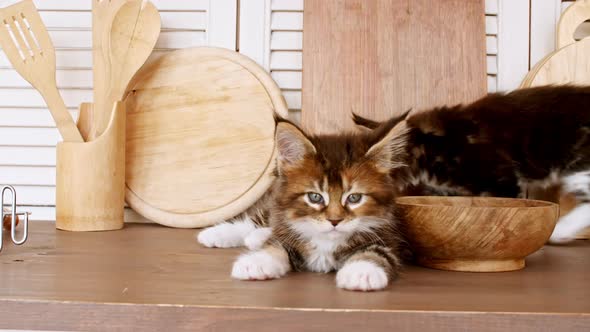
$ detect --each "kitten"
[198,119,407,291]
[353,85,590,243]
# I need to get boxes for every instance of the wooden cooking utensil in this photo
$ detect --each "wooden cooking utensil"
[91,0,130,140]
[124,47,288,228]
[0,0,83,142]
[76,103,93,141]
[301,0,487,134]
[90,0,160,140]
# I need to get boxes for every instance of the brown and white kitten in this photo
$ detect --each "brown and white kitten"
[353,85,590,243]
[198,119,407,291]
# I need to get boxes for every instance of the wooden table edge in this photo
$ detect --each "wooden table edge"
[1,298,589,331]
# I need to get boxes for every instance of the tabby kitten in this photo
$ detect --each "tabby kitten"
[198,119,407,291]
[353,85,590,243]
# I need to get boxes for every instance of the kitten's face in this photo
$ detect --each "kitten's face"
[275,121,403,243]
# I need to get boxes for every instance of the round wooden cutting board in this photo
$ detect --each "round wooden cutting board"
[521,1,590,89]
[526,38,590,88]
[124,47,288,228]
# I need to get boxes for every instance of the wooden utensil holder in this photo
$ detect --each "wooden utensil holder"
[55,102,125,231]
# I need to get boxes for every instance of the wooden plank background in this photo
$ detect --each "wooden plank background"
[301,0,488,134]
[268,0,501,125]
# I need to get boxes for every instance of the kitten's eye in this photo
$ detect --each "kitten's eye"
[307,192,324,204]
[346,193,363,204]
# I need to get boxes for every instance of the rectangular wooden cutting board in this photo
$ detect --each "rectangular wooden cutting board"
[302,0,487,134]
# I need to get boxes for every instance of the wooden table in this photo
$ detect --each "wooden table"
[0,222,589,331]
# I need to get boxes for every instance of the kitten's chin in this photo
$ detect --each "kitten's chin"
[326,229,345,239]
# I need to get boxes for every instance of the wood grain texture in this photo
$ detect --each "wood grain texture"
[56,102,125,231]
[557,0,590,49]
[92,0,129,140]
[124,47,288,228]
[91,0,160,140]
[396,197,559,272]
[0,222,588,331]
[528,38,590,87]
[301,0,487,134]
[522,0,590,88]
[76,101,93,141]
[0,0,83,142]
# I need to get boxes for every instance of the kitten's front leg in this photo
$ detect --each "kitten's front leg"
[197,216,256,248]
[231,244,291,280]
[197,215,271,248]
[336,245,401,291]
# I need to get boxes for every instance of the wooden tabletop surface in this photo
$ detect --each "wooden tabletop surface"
[0,222,589,331]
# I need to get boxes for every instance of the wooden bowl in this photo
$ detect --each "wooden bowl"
[396,196,559,272]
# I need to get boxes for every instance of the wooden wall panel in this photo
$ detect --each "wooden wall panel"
[301,0,487,134]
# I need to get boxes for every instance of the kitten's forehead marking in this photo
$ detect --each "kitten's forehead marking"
[329,186,344,207]
[319,178,330,205]
[342,175,350,192]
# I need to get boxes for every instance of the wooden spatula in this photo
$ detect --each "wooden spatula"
[0,0,83,142]
[90,0,160,140]
[91,0,129,141]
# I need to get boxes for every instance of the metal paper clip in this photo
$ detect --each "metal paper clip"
[1,185,30,252]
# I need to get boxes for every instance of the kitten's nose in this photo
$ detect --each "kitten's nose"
[328,219,343,226]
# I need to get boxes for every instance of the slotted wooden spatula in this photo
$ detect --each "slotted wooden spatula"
[0,0,83,142]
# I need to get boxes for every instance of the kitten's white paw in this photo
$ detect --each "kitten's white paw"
[244,227,272,250]
[549,223,576,244]
[231,249,290,280]
[336,260,388,291]
[549,231,573,244]
[548,204,590,244]
[197,221,256,248]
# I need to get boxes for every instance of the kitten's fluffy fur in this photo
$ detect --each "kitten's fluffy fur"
[199,119,407,291]
[199,85,590,291]
[354,85,590,243]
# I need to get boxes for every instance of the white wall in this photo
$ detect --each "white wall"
[0,0,582,221]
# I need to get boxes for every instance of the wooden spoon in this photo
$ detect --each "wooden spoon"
[90,0,160,140]
[75,103,93,141]
[92,0,128,141]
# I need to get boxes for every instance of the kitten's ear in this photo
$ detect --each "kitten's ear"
[352,112,381,129]
[365,121,409,172]
[352,109,412,131]
[275,121,316,168]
